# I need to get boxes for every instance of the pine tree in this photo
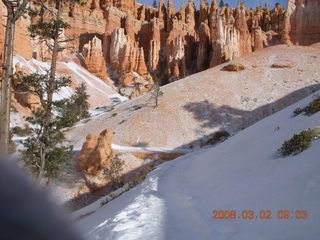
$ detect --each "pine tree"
[219,0,224,9]
[58,83,90,128]
[16,0,83,179]
[152,0,158,8]
[17,71,73,178]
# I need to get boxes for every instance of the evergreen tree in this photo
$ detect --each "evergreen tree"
[219,0,224,9]
[17,72,73,178]
[58,83,90,128]
[16,0,83,179]
[152,0,158,8]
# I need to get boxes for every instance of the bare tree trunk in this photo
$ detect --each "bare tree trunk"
[0,9,15,154]
[0,0,28,154]
[47,1,61,110]
[39,146,45,179]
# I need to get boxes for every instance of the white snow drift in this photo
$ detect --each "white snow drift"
[76,91,320,239]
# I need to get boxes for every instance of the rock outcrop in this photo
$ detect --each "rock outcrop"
[129,73,154,99]
[77,129,113,176]
[282,0,320,45]
[12,63,41,110]
[82,36,109,83]
[3,0,318,86]
[149,18,161,71]
[110,28,148,78]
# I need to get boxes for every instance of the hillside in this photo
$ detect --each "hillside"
[13,55,126,109]
[66,45,320,150]
[76,89,320,240]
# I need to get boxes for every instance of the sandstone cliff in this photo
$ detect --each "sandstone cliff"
[1,0,319,86]
[282,0,320,45]
[82,36,109,83]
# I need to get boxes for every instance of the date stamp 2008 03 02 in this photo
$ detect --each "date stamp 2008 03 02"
[211,210,309,220]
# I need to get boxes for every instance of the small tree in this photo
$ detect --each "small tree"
[149,71,163,107]
[104,155,125,189]
[28,0,82,109]
[15,0,84,179]
[17,72,73,178]
[152,0,158,8]
[150,85,164,107]
[219,0,224,9]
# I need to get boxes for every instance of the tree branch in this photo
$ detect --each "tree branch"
[13,0,29,22]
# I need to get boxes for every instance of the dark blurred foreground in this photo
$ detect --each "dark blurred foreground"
[0,154,84,240]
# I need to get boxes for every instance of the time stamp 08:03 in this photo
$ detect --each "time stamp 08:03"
[211,210,309,220]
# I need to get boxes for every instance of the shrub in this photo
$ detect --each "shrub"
[271,64,291,69]
[222,63,245,72]
[293,107,304,117]
[305,96,320,115]
[104,155,125,189]
[292,96,320,117]
[279,129,317,156]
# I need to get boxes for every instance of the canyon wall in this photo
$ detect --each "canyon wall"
[0,0,319,85]
[282,0,320,45]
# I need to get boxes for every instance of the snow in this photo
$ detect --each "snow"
[12,55,127,108]
[76,91,320,240]
[111,144,192,154]
[71,184,131,221]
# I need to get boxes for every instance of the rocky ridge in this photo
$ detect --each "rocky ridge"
[3,0,319,87]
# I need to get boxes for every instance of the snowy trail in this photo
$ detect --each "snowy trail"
[77,92,320,240]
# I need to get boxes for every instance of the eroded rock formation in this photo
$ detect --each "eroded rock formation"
[1,0,318,86]
[110,28,148,78]
[129,73,155,99]
[282,0,320,45]
[82,36,109,83]
[77,128,113,176]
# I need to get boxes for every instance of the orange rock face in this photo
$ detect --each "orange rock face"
[2,0,317,85]
[129,73,154,99]
[82,36,109,83]
[12,63,41,110]
[282,0,320,45]
[110,27,147,78]
[77,129,113,176]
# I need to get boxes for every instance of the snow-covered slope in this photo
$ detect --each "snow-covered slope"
[13,55,126,109]
[66,45,320,150]
[76,91,320,240]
